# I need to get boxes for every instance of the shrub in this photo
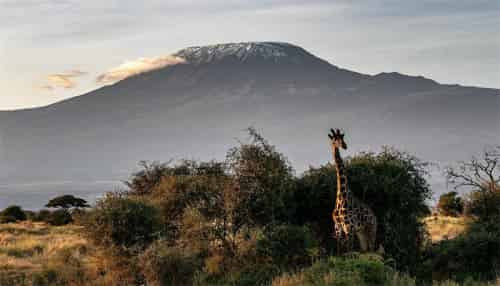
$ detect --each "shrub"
[271,254,396,286]
[420,224,500,282]
[0,215,17,223]
[24,210,36,220]
[139,240,200,286]
[46,209,73,226]
[1,205,27,221]
[256,224,319,268]
[437,191,464,216]
[33,209,52,222]
[227,127,296,227]
[83,193,162,252]
[465,190,500,223]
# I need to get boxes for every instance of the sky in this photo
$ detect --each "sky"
[1,0,499,110]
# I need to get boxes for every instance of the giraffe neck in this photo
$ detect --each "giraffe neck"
[333,147,350,204]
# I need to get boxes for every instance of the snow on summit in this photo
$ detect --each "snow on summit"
[174,42,314,64]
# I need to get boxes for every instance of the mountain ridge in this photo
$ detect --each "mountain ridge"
[2,42,497,113]
[0,42,498,209]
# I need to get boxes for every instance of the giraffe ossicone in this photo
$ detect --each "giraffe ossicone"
[329,128,377,253]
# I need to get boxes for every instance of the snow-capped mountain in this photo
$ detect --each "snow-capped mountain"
[0,42,498,208]
[175,42,316,64]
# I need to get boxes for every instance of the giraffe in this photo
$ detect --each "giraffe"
[329,128,377,253]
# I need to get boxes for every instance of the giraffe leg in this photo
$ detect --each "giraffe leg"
[356,231,369,252]
[368,223,377,251]
[333,224,344,255]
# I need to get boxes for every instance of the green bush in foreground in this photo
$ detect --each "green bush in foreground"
[256,224,319,268]
[271,254,498,286]
[271,254,403,286]
[83,193,162,252]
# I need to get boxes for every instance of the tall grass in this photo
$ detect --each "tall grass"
[0,221,93,286]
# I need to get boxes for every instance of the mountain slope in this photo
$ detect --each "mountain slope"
[0,42,498,202]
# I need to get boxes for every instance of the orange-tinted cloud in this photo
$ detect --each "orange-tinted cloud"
[40,70,87,90]
[96,55,186,84]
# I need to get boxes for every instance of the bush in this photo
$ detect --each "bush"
[83,193,162,252]
[1,205,27,221]
[139,240,200,286]
[420,223,500,282]
[47,209,73,226]
[256,224,319,268]
[465,190,500,223]
[0,215,17,223]
[271,254,398,286]
[227,127,296,227]
[33,209,52,222]
[437,192,464,216]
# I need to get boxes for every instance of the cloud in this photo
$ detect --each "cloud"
[96,55,186,84]
[40,70,87,90]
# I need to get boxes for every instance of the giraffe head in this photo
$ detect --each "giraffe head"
[328,128,347,150]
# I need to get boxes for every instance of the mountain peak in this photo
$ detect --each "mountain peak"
[174,42,316,65]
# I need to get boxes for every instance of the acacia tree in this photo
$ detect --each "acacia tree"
[45,194,90,211]
[446,146,500,221]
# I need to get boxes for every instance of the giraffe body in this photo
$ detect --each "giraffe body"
[329,129,377,253]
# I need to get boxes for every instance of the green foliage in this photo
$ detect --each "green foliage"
[193,263,280,286]
[271,254,401,286]
[293,165,339,250]
[1,205,27,222]
[256,224,319,268]
[83,193,162,252]
[32,209,52,222]
[45,195,90,210]
[227,127,296,227]
[465,189,500,224]
[0,214,17,223]
[346,148,431,272]
[47,209,73,226]
[437,192,464,216]
[294,148,431,271]
[420,222,500,282]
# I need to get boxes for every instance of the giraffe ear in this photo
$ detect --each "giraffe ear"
[328,134,333,140]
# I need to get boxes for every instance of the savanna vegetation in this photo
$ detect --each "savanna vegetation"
[0,130,498,286]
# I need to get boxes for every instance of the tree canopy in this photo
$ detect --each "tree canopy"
[45,195,90,210]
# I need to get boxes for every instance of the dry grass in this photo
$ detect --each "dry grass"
[0,221,142,286]
[0,221,100,285]
[0,221,87,272]
[424,215,468,242]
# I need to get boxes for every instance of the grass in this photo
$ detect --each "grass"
[0,217,494,286]
[424,215,467,242]
[0,221,96,286]
[0,221,87,272]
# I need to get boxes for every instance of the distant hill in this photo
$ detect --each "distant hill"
[0,42,498,206]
